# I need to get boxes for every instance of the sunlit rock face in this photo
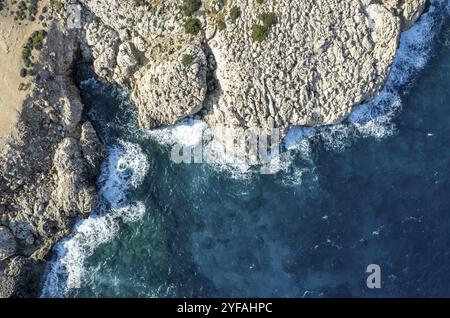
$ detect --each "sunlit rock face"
[81,0,426,141]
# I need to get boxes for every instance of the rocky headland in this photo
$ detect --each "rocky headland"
[0,0,427,297]
[79,0,426,146]
[0,3,103,297]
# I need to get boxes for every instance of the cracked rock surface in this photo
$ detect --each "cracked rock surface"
[0,21,104,297]
[80,0,427,143]
[0,0,429,298]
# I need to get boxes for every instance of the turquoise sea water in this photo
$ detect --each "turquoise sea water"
[42,1,450,297]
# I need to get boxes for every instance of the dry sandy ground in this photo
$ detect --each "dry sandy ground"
[0,2,47,149]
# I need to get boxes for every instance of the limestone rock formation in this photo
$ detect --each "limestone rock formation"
[0,226,16,261]
[204,0,399,133]
[0,0,430,298]
[0,256,44,298]
[52,137,99,217]
[81,1,209,129]
[0,20,104,297]
[80,121,105,178]
[380,0,428,30]
[79,0,428,150]
[132,43,208,129]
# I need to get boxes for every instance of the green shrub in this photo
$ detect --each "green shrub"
[31,30,47,49]
[217,20,226,31]
[251,12,276,43]
[182,54,193,66]
[257,12,277,26]
[230,6,240,22]
[251,25,267,43]
[134,0,146,6]
[20,68,27,78]
[182,0,202,16]
[184,17,202,35]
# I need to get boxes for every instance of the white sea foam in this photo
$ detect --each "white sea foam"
[41,0,447,297]
[145,118,207,148]
[145,118,256,178]
[143,0,447,183]
[281,0,446,175]
[41,141,149,298]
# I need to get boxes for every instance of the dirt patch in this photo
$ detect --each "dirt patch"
[0,1,48,149]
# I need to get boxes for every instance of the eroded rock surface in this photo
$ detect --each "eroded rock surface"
[0,0,429,297]
[0,227,16,261]
[79,0,428,144]
[0,20,104,297]
[380,0,428,30]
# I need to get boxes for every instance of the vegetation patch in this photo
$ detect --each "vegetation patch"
[21,29,47,76]
[251,12,277,43]
[181,54,193,66]
[230,6,240,22]
[184,17,202,35]
[12,0,40,22]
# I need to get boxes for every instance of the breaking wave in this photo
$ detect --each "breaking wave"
[40,0,448,297]
[41,141,149,297]
[146,0,447,183]
[279,0,446,182]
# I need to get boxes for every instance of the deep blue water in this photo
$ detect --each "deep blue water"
[42,2,450,298]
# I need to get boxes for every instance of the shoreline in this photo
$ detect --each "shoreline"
[40,2,449,297]
[0,0,444,298]
[0,8,104,296]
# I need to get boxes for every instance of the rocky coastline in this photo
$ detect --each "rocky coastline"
[80,0,427,148]
[0,13,104,297]
[0,0,427,297]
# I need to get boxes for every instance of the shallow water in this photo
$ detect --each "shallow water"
[42,2,450,298]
